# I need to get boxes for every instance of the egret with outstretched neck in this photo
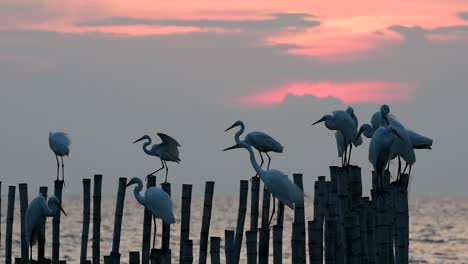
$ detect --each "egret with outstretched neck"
[223,135,302,227]
[26,195,67,261]
[49,132,70,182]
[133,133,181,183]
[224,121,283,177]
[126,177,175,249]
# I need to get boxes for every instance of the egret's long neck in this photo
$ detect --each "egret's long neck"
[242,142,266,179]
[142,137,152,156]
[133,179,146,206]
[234,123,245,144]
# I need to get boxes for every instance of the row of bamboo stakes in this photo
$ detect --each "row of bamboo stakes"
[0,165,409,263]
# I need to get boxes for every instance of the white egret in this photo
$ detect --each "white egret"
[224,121,283,177]
[126,177,175,248]
[26,195,67,261]
[223,138,302,227]
[49,132,70,182]
[312,109,361,166]
[133,133,181,183]
[388,120,416,179]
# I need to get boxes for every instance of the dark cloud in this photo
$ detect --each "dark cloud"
[458,11,468,21]
[77,13,320,32]
[388,24,468,38]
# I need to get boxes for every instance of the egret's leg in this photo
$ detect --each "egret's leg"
[402,163,408,176]
[268,198,276,227]
[61,156,65,182]
[251,150,264,180]
[55,155,60,181]
[164,160,169,183]
[348,144,353,166]
[147,159,165,181]
[266,152,272,171]
[343,139,348,167]
[408,164,412,178]
[152,216,157,249]
[397,156,402,179]
[30,244,32,261]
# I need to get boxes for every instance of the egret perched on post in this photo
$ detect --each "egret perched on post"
[388,120,416,179]
[26,195,67,261]
[126,177,175,249]
[224,121,283,177]
[312,109,361,166]
[133,133,181,183]
[49,132,71,182]
[224,140,302,227]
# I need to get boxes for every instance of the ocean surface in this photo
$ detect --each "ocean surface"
[1,195,467,263]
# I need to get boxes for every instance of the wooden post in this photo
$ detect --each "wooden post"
[359,198,369,264]
[199,181,215,264]
[129,252,140,264]
[182,240,193,264]
[53,180,64,262]
[5,186,15,264]
[367,199,377,264]
[234,180,248,264]
[375,189,390,264]
[324,218,337,264]
[292,174,306,264]
[81,179,92,264]
[276,201,284,227]
[224,230,235,264]
[19,183,29,262]
[258,187,270,264]
[249,177,260,264]
[161,182,172,262]
[246,231,257,264]
[345,211,361,264]
[38,186,48,261]
[179,184,192,264]
[142,176,156,264]
[104,256,111,264]
[272,225,283,264]
[393,174,409,264]
[92,175,102,264]
[331,166,346,264]
[308,220,322,264]
[110,177,127,264]
[210,237,221,264]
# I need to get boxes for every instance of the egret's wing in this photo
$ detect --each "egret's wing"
[146,187,176,224]
[247,131,283,153]
[335,131,345,157]
[157,133,181,147]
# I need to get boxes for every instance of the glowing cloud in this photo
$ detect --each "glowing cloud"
[238,81,416,105]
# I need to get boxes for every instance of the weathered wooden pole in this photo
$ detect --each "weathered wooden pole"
[393,174,409,264]
[110,177,127,263]
[161,182,172,263]
[308,220,322,264]
[210,237,221,264]
[246,230,257,264]
[129,252,140,264]
[345,211,361,264]
[53,180,64,262]
[234,180,248,264]
[224,230,235,264]
[5,185,15,264]
[81,178,92,264]
[272,225,283,264]
[182,240,193,264]
[19,183,29,262]
[179,184,192,264]
[330,166,346,264]
[324,218,337,264]
[367,195,377,264]
[142,176,156,264]
[249,177,260,264]
[199,181,215,264]
[92,175,102,264]
[312,176,326,264]
[359,197,369,264]
[38,186,48,261]
[292,173,306,264]
[258,187,270,264]
[276,200,284,227]
[375,188,390,263]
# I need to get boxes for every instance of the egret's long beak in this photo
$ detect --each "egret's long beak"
[224,123,237,132]
[312,117,325,126]
[133,136,145,144]
[223,144,241,151]
[59,203,67,216]
[125,181,134,188]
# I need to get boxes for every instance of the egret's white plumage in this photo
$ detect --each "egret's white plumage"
[26,195,66,260]
[224,120,283,173]
[126,177,175,248]
[312,109,361,166]
[224,125,302,226]
[49,132,71,182]
[388,120,416,178]
[134,133,181,183]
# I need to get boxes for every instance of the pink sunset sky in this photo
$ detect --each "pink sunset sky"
[1,0,467,105]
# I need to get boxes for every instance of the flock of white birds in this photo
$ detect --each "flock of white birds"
[24,104,432,260]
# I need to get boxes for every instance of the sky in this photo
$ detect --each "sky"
[0,0,467,197]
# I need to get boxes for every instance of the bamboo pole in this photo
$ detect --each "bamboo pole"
[258,187,270,264]
[272,225,283,264]
[92,175,102,264]
[179,184,192,264]
[199,181,215,264]
[324,218,337,264]
[142,176,156,264]
[210,237,221,264]
[224,230,235,264]
[375,189,390,263]
[359,197,369,264]
[182,240,193,264]
[393,174,409,264]
[5,186,15,264]
[161,182,172,262]
[246,231,257,264]
[53,180,64,262]
[249,177,260,264]
[331,166,346,264]
[110,177,127,263]
[292,174,306,263]
[234,180,248,264]
[129,252,140,264]
[308,220,322,264]
[81,179,92,264]
[276,201,284,227]
[367,198,377,264]
[345,211,361,264]
[19,183,28,262]
[38,186,48,261]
